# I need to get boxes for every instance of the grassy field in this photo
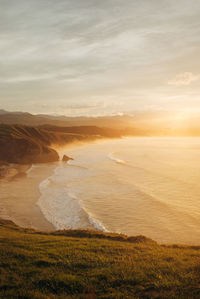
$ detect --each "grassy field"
[0,219,200,298]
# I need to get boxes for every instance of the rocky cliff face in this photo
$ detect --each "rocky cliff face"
[0,124,104,165]
[0,138,59,164]
[0,124,59,164]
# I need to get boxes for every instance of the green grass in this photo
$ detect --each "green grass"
[0,219,200,298]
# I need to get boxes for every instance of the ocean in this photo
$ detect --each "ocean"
[36,137,200,244]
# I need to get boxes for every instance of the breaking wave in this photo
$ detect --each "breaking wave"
[108,153,126,165]
[37,166,108,232]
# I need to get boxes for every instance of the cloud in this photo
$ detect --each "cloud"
[1,1,200,114]
[168,72,200,86]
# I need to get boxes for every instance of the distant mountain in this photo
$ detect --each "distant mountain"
[0,109,200,136]
[0,110,131,128]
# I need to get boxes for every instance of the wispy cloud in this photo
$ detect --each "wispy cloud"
[168,72,200,86]
[1,1,200,114]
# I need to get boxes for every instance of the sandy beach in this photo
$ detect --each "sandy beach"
[0,142,101,233]
[0,163,31,181]
[0,163,57,231]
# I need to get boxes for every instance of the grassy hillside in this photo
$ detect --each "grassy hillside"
[0,219,200,298]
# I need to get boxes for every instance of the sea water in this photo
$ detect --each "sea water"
[37,137,200,244]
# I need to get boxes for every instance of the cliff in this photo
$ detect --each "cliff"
[0,124,102,165]
[0,124,59,164]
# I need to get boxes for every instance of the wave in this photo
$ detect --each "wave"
[37,167,108,232]
[39,178,50,192]
[108,153,126,165]
[109,152,197,192]
[88,214,108,232]
[26,165,33,174]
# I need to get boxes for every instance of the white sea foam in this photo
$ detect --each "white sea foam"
[36,137,200,244]
[26,165,33,174]
[26,164,43,176]
[37,186,82,230]
[66,159,74,165]
[88,215,108,232]
[108,153,126,165]
[37,164,107,232]
[39,178,50,192]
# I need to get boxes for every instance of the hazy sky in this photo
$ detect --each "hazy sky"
[0,0,200,116]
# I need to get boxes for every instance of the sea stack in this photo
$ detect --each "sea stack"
[62,155,74,162]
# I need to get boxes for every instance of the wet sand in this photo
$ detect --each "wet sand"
[0,163,58,231]
[0,163,31,181]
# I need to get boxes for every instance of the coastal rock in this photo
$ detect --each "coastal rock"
[62,155,74,162]
[0,135,59,164]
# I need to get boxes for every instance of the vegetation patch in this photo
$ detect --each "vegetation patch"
[0,219,200,298]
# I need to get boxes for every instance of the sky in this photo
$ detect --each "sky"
[0,0,200,116]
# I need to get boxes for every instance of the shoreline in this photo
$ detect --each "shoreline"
[1,137,200,245]
[0,162,57,231]
[0,139,107,233]
[0,163,32,182]
[0,142,105,232]
[0,158,105,233]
